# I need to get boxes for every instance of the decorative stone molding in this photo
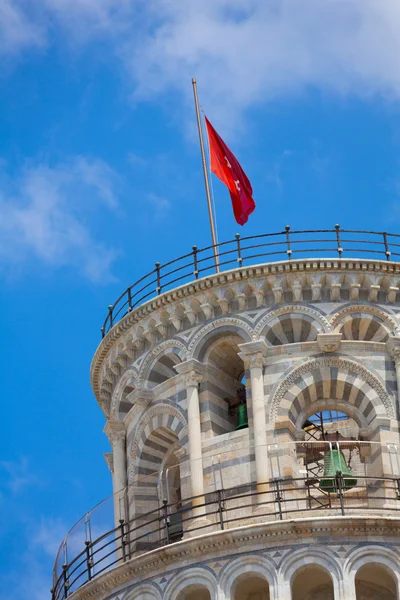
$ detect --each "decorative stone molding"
[104,420,126,445]
[329,304,399,334]
[174,358,205,386]
[110,369,138,419]
[386,337,400,364]
[317,332,342,353]
[254,305,331,337]
[138,339,187,385]
[128,403,188,484]
[91,260,400,412]
[187,316,253,357]
[269,355,395,421]
[238,340,268,370]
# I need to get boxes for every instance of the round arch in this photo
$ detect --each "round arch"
[219,555,277,600]
[255,306,329,345]
[281,547,341,600]
[344,545,400,598]
[139,340,188,386]
[123,583,162,600]
[163,567,218,600]
[269,356,395,425]
[329,304,398,342]
[110,368,138,419]
[128,404,188,485]
[188,317,253,360]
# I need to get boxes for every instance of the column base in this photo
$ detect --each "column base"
[184,516,214,538]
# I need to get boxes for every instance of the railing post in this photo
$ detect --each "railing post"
[62,564,69,599]
[275,479,283,520]
[235,233,243,267]
[335,224,343,258]
[336,472,345,516]
[127,288,132,312]
[162,500,170,545]
[285,226,292,260]
[108,305,114,329]
[217,489,224,530]
[192,245,199,279]
[383,232,391,261]
[155,262,162,294]
[85,540,92,581]
[119,518,127,562]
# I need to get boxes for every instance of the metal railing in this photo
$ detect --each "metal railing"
[101,226,400,337]
[51,472,400,600]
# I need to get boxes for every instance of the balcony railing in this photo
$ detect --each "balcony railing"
[52,440,400,600]
[101,227,400,337]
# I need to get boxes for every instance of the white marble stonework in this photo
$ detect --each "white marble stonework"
[78,259,400,600]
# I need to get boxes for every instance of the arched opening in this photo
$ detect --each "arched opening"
[233,575,270,600]
[264,313,320,345]
[334,312,390,342]
[118,382,135,419]
[176,585,211,600]
[291,564,334,600]
[200,332,247,436]
[131,426,182,550]
[161,446,183,543]
[355,563,397,599]
[147,351,182,388]
[296,409,363,510]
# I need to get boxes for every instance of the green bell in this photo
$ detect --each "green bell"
[236,402,248,430]
[320,449,357,493]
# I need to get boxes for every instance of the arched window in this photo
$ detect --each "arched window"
[233,574,270,600]
[291,564,334,600]
[200,333,247,435]
[355,563,397,599]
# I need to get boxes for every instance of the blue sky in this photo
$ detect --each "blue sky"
[2,1,400,598]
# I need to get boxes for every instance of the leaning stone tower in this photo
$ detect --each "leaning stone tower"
[53,228,400,600]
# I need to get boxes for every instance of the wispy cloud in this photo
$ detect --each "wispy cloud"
[0,156,120,283]
[266,149,294,190]
[147,192,171,219]
[3,2,400,130]
[0,457,44,495]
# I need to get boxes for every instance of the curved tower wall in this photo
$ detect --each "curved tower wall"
[84,258,400,600]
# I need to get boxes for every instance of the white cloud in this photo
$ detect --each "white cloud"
[0,156,119,283]
[0,0,44,56]
[0,457,44,494]
[3,1,400,130]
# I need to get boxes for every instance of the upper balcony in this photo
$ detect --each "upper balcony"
[100,227,400,339]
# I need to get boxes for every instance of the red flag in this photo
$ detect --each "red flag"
[205,116,255,226]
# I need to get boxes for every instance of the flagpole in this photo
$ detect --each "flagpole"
[192,78,220,273]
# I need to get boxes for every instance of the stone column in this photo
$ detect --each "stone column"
[239,341,269,498]
[174,359,208,521]
[104,420,127,522]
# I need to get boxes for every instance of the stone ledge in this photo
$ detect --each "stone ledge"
[66,515,400,600]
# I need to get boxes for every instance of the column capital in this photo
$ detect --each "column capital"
[104,420,126,445]
[174,359,204,386]
[317,332,342,353]
[126,387,154,407]
[386,337,400,363]
[238,340,268,369]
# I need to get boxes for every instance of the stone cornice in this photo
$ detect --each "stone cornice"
[104,420,126,445]
[91,259,400,411]
[66,515,400,600]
